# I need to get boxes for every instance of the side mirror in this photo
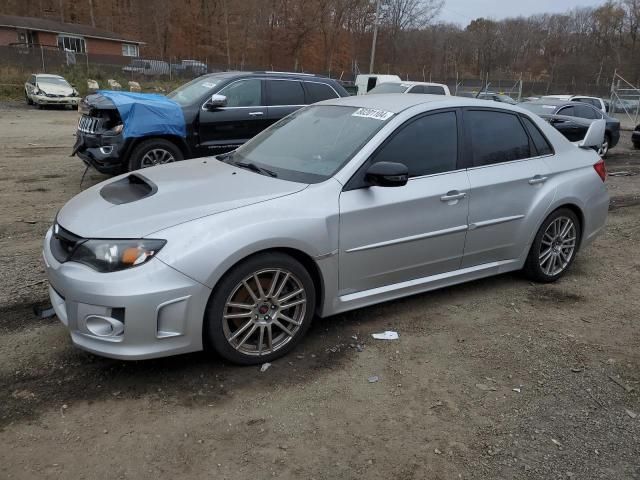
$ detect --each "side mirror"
[207,94,227,109]
[576,119,606,149]
[365,162,408,187]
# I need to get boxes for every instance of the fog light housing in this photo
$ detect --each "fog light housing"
[99,146,114,155]
[85,315,124,337]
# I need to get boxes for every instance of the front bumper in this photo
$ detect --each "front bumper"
[43,228,212,360]
[33,94,80,106]
[73,131,128,174]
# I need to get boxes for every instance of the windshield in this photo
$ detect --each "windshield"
[167,76,221,106]
[520,103,559,115]
[367,83,410,94]
[38,77,70,87]
[223,105,393,183]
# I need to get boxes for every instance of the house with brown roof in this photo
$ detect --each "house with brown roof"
[0,15,144,57]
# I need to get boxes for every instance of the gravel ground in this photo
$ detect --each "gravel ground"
[0,101,639,480]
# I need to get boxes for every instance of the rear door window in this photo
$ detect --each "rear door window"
[557,105,576,117]
[371,111,458,177]
[465,110,531,166]
[573,104,598,119]
[268,80,305,106]
[424,85,446,95]
[304,82,339,103]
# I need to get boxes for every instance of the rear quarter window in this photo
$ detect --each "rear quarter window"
[521,116,554,156]
[304,82,339,103]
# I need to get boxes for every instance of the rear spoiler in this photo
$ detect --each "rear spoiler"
[573,119,606,149]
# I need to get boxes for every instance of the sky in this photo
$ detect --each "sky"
[437,0,609,26]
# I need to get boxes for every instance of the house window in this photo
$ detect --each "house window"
[122,43,139,57]
[57,35,86,53]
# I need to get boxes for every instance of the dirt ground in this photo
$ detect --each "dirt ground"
[0,101,639,480]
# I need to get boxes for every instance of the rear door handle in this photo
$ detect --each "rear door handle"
[248,111,264,116]
[528,175,548,185]
[440,190,466,202]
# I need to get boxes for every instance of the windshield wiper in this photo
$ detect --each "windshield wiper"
[232,161,278,178]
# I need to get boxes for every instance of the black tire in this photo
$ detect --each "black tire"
[205,252,316,365]
[25,91,33,105]
[127,138,183,171]
[633,141,640,150]
[599,132,611,158]
[523,208,581,283]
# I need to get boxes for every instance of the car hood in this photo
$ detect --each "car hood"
[38,83,75,96]
[56,159,308,238]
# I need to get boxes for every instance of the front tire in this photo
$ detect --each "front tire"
[25,91,33,105]
[128,138,183,171]
[205,252,316,365]
[523,208,581,283]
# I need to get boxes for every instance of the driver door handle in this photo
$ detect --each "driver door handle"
[248,111,264,116]
[528,175,548,185]
[440,190,466,202]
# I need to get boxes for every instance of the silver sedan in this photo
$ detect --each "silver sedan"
[43,94,609,364]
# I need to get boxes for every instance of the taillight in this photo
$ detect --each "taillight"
[593,158,606,182]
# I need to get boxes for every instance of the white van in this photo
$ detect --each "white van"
[355,74,401,95]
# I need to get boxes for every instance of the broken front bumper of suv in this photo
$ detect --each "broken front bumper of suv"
[73,131,129,174]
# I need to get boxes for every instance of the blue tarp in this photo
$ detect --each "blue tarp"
[97,90,186,139]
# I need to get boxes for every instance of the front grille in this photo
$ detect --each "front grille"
[78,115,99,134]
[50,223,84,263]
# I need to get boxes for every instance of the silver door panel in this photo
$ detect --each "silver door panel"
[339,171,470,295]
[462,158,555,267]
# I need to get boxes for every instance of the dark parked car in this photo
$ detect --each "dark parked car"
[633,125,640,149]
[73,72,349,173]
[520,99,620,157]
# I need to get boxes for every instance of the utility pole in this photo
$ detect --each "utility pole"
[369,0,381,74]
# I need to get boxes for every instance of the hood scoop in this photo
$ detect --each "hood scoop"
[99,173,157,205]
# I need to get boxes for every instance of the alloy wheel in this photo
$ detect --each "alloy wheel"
[222,268,307,356]
[140,148,175,168]
[598,139,609,156]
[538,216,577,276]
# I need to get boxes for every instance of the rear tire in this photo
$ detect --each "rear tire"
[633,141,640,150]
[128,138,183,171]
[523,208,581,283]
[204,252,316,365]
[598,133,611,157]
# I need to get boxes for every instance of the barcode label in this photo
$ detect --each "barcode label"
[352,108,394,121]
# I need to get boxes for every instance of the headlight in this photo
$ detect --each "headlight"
[69,239,166,272]
[107,123,124,135]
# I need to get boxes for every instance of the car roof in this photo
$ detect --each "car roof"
[35,74,63,78]
[319,93,528,114]
[523,99,573,107]
[383,81,447,87]
[200,71,334,82]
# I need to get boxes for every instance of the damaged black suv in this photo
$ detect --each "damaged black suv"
[73,71,349,173]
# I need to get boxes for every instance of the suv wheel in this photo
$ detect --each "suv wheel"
[128,138,183,171]
[523,208,581,283]
[25,91,33,105]
[205,252,316,365]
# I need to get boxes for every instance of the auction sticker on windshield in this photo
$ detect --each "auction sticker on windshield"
[352,108,394,121]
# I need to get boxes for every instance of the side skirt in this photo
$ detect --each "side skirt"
[330,259,522,316]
